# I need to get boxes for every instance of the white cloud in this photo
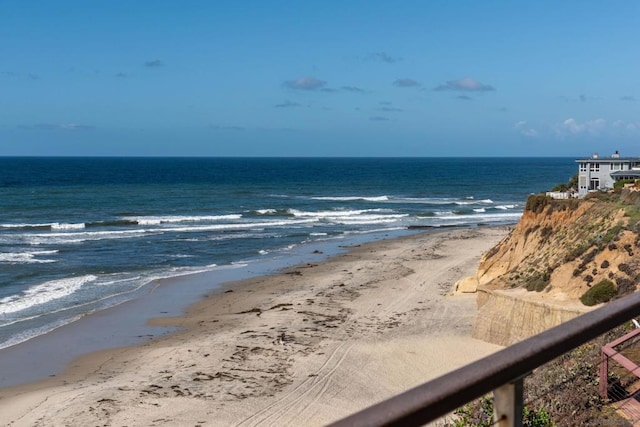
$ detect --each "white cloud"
[555,118,606,136]
[393,78,420,87]
[553,118,640,138]
[514,118,640,140]
[284,77,327,90]
[434,77,495,92]
[368,52,401,63]
[514,121,538,137]
[612,120,640,133]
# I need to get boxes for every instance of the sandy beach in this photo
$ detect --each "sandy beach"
[0,227,507,427]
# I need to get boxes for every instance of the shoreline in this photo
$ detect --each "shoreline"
[0,226,508,426]
[0,228,418,389]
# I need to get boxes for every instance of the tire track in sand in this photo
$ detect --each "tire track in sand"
[235,237,464,426]
[235,341,354,427]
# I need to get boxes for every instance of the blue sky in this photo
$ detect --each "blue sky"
[1,1,639,156]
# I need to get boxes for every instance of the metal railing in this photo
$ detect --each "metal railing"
[328,292,640,427]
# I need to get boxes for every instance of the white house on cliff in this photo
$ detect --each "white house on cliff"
[576,151,640,196]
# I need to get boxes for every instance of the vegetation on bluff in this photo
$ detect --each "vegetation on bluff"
[446,326,633,427]
[550,172,579,193]
[580,279,617,306]
[466,181,640,426]
[481,188,640,305]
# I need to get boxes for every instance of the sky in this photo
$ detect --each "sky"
[1,1,639,157]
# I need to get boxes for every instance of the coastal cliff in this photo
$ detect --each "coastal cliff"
[466,189,640,346]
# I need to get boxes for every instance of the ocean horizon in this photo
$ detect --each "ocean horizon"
[0,157,577,358]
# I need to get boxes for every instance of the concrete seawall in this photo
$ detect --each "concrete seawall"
[473,287,593,346]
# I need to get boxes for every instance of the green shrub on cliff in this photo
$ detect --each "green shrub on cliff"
[447,327,633,427]
[568,172,578,190]
[448,396,554,427]
[525,271,550,292]
[580,279,616,306]
[525,195,551,214]
[601,223,624,245]
[551,173,578,193]
[614,179,636,189]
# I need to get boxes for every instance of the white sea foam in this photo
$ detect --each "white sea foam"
[51,222,86,230]
[289,209,367,218]
[23,229,152,245]
[334,213,407,221]
[433,212,522,224]
[495,204,516,210]
[288,210,408,226]
[22,220,311,245]
[384,197,489,206]
[161,219,317,233]
[343,226,406,235]
[31,250,59,255]
[256,209,277,215]
[454,199,494,205]
[0,223,53,229]
[0,275,97,314]
[126,214,242,225]
[0,315,83,350]
[473,208,486,213]
[332,217,400,225]
[0,250,58,264]
[288,208,393,218]
[162,264,218,277]
[229,262,249,267]
[311,195,390,202]
[191,232,266,242]
[434,211,456,216]
[394,197,457,204]
[93,275,143,287]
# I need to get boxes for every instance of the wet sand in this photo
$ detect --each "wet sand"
[0,227,506,426]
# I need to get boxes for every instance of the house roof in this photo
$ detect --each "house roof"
[575,157,640,162]
[611,170,640,178]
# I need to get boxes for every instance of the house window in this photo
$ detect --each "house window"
[579,163,587,172]
[590,163,600,172]
[579,176,587,189]
[611,163,622,171]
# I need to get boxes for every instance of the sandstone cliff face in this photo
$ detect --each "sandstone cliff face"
[470,191,640,346]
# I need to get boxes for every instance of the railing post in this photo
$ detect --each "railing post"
[493,378,523,427]
[599,349,609,399]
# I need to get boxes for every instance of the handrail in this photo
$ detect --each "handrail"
[328,292,640,427]
[599,327,640,399]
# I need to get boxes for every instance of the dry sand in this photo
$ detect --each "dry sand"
[0,227,507,427]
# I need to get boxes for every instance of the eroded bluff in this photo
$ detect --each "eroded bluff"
[461,190,640,346]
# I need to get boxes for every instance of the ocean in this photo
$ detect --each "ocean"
[0,157,576,353]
